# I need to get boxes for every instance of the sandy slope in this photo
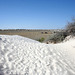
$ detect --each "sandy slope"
[0,35,75,75]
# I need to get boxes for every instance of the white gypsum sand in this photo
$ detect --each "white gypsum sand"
[0,35,75,75]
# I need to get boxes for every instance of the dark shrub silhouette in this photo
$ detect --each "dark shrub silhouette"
[66,20,75,36]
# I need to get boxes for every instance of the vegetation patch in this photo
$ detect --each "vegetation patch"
[49,32,67,43]
[66,19,75,36]
[37,37,45,42]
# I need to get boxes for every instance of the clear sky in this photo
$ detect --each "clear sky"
[0,0,75,29]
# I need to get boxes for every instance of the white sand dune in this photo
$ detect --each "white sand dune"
[0,35,75,75]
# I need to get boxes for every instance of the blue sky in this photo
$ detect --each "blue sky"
[0,0,75,29]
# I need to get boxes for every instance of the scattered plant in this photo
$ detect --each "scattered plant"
[37,37,45,42]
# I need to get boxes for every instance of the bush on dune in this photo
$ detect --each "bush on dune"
[49,32,67,43]
[66,19,75,36]
[48,18,75,43]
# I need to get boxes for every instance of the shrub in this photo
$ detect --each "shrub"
[37,37,45,42]
[49,32,67,43]
[66,19,75,36]
[48,18,75,43]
